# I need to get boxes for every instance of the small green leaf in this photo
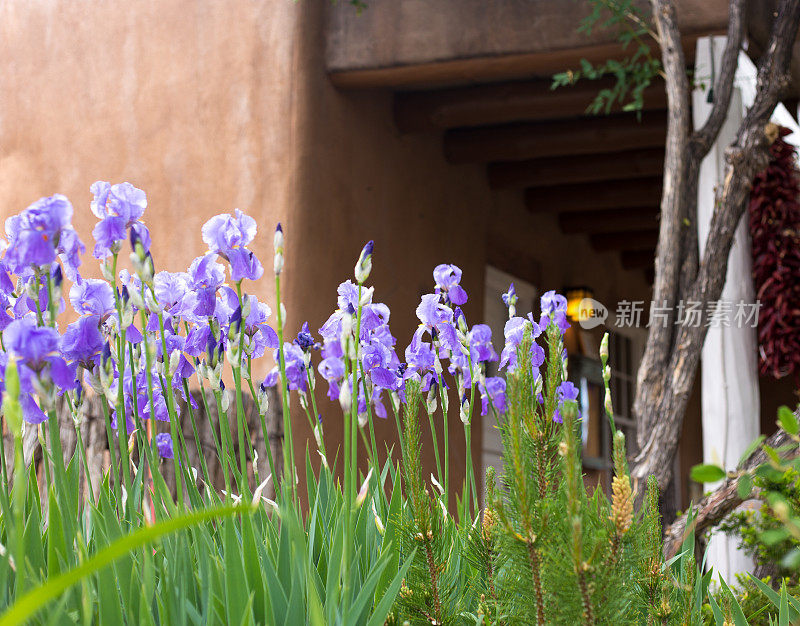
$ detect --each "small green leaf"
[737,473,753,499]
[691,464,726,484]
[778,405,799,435]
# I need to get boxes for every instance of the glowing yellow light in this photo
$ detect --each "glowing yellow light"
[565,287,593,322]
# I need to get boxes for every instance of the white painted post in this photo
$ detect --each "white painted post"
[693,36,760,581]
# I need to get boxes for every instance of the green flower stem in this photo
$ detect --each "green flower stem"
[127,341,170,519]
[464,355,478,517]
[110,254,132,511]
[436,369,450,500]
[43,274,72,519]
[357,364,378,471]
[231,367,250,496]
[389,394,407,461]
[274,272,296,502]
[63,391,95,504]
[12,427,26,598]
[303,368,326,458]
[154,308,185,509]
[233,282,250,497]
[245,356,278,488]
[181,379,213,492]
[213,388,243,498]
[194,370,231,497]
[138,305,183,514]
[99,400,122,508]
[115,330,132,510]
[423,406,444,487]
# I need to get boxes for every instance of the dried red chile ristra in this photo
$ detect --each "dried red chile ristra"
[748,126,800,379]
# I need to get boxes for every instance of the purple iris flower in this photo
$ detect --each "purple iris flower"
[539,291,570,334]
[415,294,459,354]
[201,210,263,282]
[188,254,226,317]
[156,432,174,459]
[500,317,544,372]
[69,279,115,317]
[4,316,78,423]
[480,376,507,415]
[433,264,468,306]
[61,315,105,368]
[275,342,307,392]
[4,316,59,366]
[242,295,279,358]
[154,271,195,318]
[90,181,149,258]
[293,322,316,352]
[318,355,345,401]
[553,380,581,424]
[4,194,84,280]
[405,328,435,377]
[468,324,498,364]
[541,290,568,315]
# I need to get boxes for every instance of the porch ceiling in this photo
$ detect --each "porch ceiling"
[396,78,665,284]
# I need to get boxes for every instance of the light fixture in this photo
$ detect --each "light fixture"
[565,286,594,322]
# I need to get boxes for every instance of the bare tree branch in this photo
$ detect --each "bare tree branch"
[663,428,793,559]
[691,0,747,157]
[635,0,692,435]
[631,0,800,497]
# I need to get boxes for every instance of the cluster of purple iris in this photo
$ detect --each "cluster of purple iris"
[0,181,579,462]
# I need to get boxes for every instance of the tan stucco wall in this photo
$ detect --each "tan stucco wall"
[0,0,301,286]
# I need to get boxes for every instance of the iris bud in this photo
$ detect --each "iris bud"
[426,388,438,414]
[257,383,270,416]
[354,240,373,285]
[169,349,181,374]
[460,396,471,425]
[273,224,284,275]
[355,468,373,507]
[338,382,352,413]
[600,333,609,362]
[313,422,323,449]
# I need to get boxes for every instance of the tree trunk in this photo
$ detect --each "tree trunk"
[631,0,800,501]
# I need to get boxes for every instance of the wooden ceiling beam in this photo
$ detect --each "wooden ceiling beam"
[445,111,666,164]
[621,249,656,270]
[559,207,660,234]
[488,148,664,188]
[525,177,662,213]
[394,78,666,133]
[591,229,659,252]
[329,31,711,90]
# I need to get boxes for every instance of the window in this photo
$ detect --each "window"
[570,329,643,492]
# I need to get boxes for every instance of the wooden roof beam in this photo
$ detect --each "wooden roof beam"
[591,229,659,252]
[525,177,662,213]
[621,249,656,270]
[488,148,664,188]
[394,78,667,133]
[445,111,666,164]
[558,207,660,234]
